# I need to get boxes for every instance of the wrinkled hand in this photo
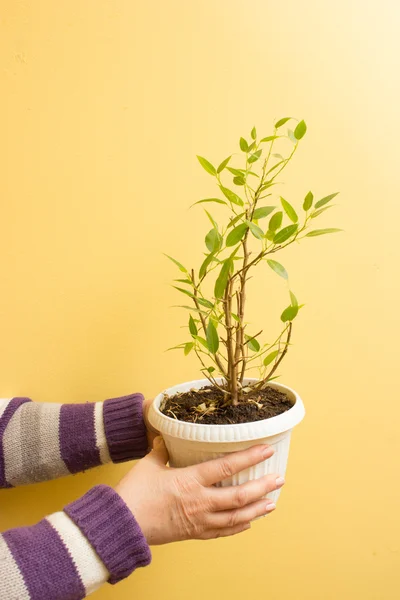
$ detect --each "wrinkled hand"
[116,437,285,545]
[142,398,159,448]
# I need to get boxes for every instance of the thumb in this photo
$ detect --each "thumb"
[147,436,169,466]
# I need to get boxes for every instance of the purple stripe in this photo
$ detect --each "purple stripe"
[65,485,151,584]
[103,393,148,462]
[3,519,85,600]
[59,403,100,474]
[0,397,31,488]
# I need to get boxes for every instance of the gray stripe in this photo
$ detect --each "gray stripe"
[20,403,43,483]
[4,403,69,486]
[38,403,69,481]
[3,405,25,486]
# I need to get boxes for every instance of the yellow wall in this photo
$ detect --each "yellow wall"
[1,1,399,598]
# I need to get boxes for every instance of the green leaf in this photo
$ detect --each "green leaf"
[265,230,275,241]
[189,315,198,336]
[294,120,307,140]
[306,228,342,237]
[251,126,257,140]
[275,117,292,128]
[259,181,279,193]
[217,155,232,173]
[263,350,279,366]
[239,137,249,152]
[290,291,298,307]
[281,304,299,322]
[260,135,279,142]
[172,286,194,298]
[247,141,256,153]
[248,149,262,164]
[267,159,286,176]
[253,206,276,220]
[205,228,222,252]
[281,197,299,223]
[210,316,219,329]
[245,334,260,352]
[184,342,194,356]
[206,320,219,353]
[197,155,217,176]
[199,252,216,279]
[310,206,334,219]
[314,192,339,209]
[166,343,186,351]
[231,313,240,322]
[272,153,284,160]
[214,259,233,299]
[233,176,246,186]
[287,129,297,144]
[267,259,288,280]
[246,220,264,240]
[228,212,246,228]
[303,191,314,211]
[164,254,187,273]
[268,211,283,232]
[174,278,193,285]
[226,223,249,247]
[219,186,244,207]
[191,198,228,207]
[193,335,209,349]
[197,297,214,308]
[204,209,218,230]
[227,167,245,177]
[273,224,298,244]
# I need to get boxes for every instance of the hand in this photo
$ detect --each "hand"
[142,398,159,448]
[116,437,285,545]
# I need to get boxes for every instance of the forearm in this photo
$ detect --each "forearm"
[0,393,148,488]
[0,485,151,599]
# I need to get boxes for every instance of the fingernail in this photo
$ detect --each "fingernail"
[262,446,273,458]
[265,502,276,512]
[276,476,285,488]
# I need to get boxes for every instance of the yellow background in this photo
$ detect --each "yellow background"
[1,1,399,598]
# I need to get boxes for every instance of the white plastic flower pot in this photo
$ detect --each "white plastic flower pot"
[149,377,305,504]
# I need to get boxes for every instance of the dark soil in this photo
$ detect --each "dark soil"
[160,384,293,425]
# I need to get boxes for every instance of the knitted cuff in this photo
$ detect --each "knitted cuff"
[64,484,151,584]
[103,393,148,462]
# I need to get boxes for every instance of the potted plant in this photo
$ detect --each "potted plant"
[149,117,340,503]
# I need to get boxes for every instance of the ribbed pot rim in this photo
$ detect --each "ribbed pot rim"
[148,377,305,443]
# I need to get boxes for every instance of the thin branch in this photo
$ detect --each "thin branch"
[252,322,293,389]
[191,269,228,379]
[194,348,229,394]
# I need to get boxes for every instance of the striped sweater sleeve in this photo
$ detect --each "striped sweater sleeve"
[0,393,148,488]
[0,484,151,599]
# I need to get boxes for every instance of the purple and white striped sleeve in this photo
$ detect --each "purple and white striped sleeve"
[0,484,152,599]
[0,393,149,488]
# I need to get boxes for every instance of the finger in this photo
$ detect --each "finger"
[146,436,169,466]
[199,522,251,540]
[207,498,276,529]
[193,445,274,486]
[207,473,285,511]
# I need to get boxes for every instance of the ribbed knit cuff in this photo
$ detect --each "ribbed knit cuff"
[64,484,151,584]
[103,393,148,462]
